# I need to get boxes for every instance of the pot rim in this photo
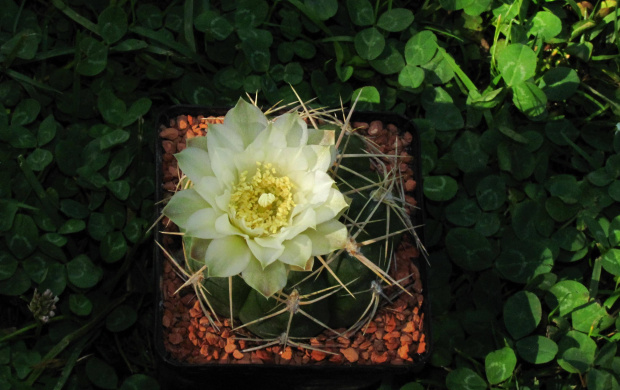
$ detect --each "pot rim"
[152,104,432,383]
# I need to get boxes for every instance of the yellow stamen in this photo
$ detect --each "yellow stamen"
[229,162,295,235]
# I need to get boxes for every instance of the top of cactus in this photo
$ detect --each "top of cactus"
[162,98,349,298]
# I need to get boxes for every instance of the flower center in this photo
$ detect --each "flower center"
[229,162,295,235]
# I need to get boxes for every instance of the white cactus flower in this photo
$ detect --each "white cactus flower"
[163,98,349,297]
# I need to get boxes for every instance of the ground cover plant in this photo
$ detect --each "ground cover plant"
[0,0,619,389]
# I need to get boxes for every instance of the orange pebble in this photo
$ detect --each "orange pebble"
[371,351,389,364]
[398,344,410,360]
[341,347,359,363]
[281,347,293,360]
[232,350,244,360]
[311,350,327,361]
[403,321,415,333]
[160,127,179,140]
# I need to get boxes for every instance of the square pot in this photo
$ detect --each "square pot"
[153,104,431,389]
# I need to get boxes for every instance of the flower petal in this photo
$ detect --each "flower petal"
[231,216,267,236]
[185,208,221,239]
[175,146,214,183]
[307,128,335,146]
[283,207,316,239]
[242,257,288,297]
[309,171,336,204]
[290,170,333,205]
[215,213,245,237]
[215,190,231,211]
[314,187,348,224]
[205,235,252,277]
[224,98,268,149]
[194,176,224,209]
[207,123,244,152]
[279,234,312,268]
[246,238,285,268]
[207,124,241,184]
[305,219,348,255]
[266,113,308,148]
[254,235,286,249]
[187,136,209,152]
[289,171,314,204]
[274,147,307,173]
[289,256,314,272]
[162,189,210,228]
[302,144,334,172]
[234,146,268,173]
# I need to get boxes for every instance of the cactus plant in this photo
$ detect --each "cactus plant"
[159,96,424,352]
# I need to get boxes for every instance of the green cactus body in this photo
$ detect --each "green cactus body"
[239,271,331,338]
[326,246,380,329]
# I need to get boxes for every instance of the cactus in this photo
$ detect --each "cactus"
[159,95,423,350]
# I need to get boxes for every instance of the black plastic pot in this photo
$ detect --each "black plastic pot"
[153,105,431,390]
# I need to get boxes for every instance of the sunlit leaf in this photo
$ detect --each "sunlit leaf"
[485,347,517,384]
[497,44,537,86]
